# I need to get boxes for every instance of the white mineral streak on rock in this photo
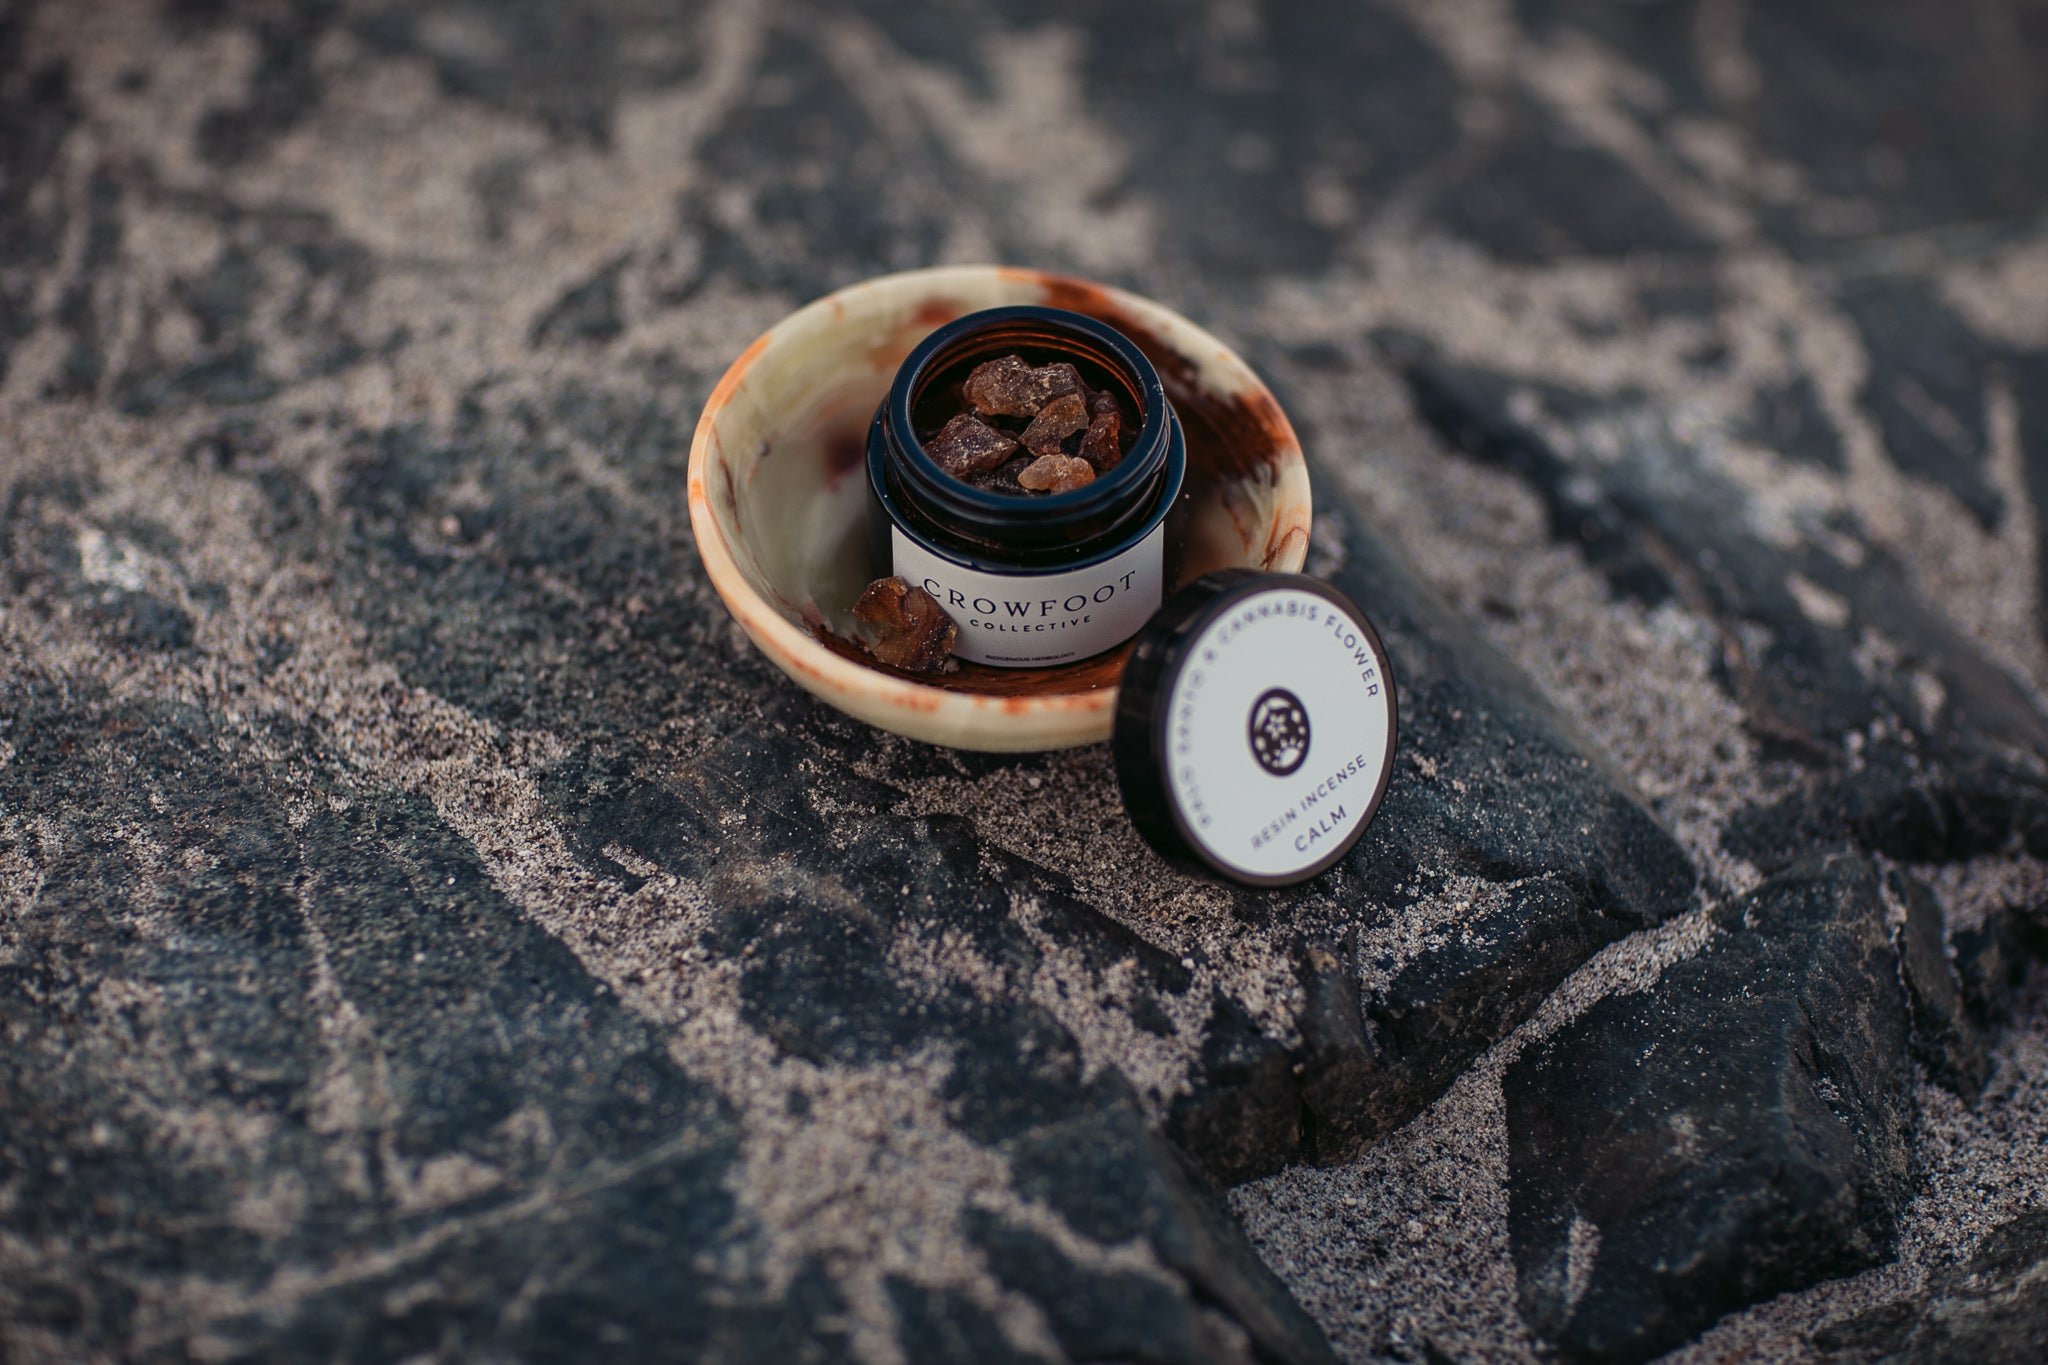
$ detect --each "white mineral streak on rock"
[1942,237,2048,350]
[1786,573,1851,632]
[1908,856,2048,938]
[1011,895,1212,1104]
[826,20,1158,275]
[1561,1214,1602,1319]
[867,738,1305,1066]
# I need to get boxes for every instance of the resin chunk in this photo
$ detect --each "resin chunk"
[927,353,1132,495]
[1078,407,1122,471]
[852,577,958,673]
[1019,392,1090,458]
[969,454,1034,495]
[1016,453,1097,493]
[925,413,1019,479]
[964,356,1082,417]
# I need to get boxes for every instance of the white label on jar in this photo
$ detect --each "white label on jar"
[890,521,1166,668]
[1165,587,1394,880]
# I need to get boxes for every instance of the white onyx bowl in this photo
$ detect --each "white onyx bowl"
[688,266,1310,751]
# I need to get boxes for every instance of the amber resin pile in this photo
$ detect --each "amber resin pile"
[923,354,1129,495]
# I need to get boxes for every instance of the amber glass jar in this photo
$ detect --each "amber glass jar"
[866,306,1186,668]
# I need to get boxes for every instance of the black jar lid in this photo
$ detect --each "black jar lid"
[1113,570,1398,886]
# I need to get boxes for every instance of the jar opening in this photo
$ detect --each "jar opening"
[865,304,1190,667]
[871,306,1183,571]
[908,325,1143,474]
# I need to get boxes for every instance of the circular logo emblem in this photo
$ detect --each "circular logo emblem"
[1247,688,1311,776]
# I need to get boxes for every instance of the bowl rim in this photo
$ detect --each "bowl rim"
[686,264,1306,751]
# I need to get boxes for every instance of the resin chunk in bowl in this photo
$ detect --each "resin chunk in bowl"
[688,266,1311,752]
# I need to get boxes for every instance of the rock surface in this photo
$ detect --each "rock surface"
[1505,856,1916,1364]
[4,2,2048,1363]
[1893,870,1995,1100]
[1816,1208,2048,1363]
[0,327,1691,1364]
[1389,173,2048,1361]
[1396,347,2048,869]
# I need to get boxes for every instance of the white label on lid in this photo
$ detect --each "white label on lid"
[1164,587,1394,880]
[890,521,1165,668]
